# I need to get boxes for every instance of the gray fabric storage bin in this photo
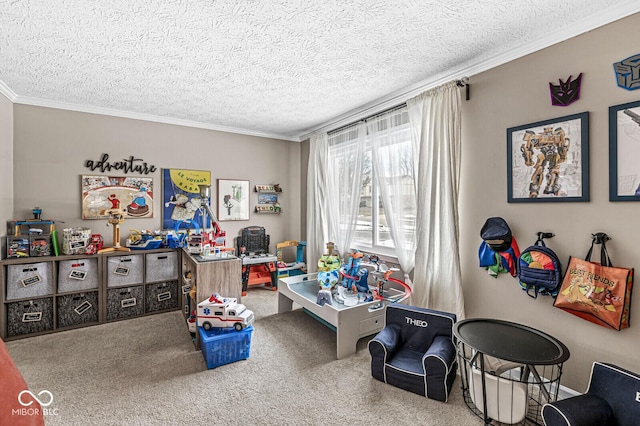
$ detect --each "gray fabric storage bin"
[7,297,54,337]
[145,280,179,313]
[145,251,178,282]
[58,258,99,293]
[106,254,143,287]
[106,286,145,320]
[57,291,99,328]
[6,261,54,300]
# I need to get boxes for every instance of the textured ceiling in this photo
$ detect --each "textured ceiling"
[0,1,638,141]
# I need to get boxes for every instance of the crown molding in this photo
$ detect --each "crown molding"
[10,95,300,142]
[0,80,17,102]
[296,4,640,141]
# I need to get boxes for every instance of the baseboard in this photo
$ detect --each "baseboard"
[456,370,581,401]
[557,383,581,400]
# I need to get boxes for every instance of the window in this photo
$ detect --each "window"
[327,106,415,255]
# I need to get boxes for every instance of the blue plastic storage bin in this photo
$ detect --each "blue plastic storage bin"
[199,325,253,369]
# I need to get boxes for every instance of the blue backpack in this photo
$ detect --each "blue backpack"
[518,233,563,298]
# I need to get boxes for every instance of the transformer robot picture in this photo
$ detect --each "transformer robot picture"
[520,126,570,197]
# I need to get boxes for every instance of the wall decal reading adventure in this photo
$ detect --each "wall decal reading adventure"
[85,153,157,175]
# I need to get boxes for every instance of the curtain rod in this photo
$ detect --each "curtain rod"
[327,77,469,135]
[456,77,470,100]
[328,103,408,135]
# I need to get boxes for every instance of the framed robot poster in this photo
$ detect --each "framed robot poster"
[609,99,640,201]
[507,112,589,203]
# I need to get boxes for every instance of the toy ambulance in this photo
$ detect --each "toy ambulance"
[197,293,254,331]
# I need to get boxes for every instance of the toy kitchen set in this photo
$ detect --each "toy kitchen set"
[236,226,278,296]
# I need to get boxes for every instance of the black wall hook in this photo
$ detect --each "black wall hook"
[537,232,555,240]
[591,232,611,244]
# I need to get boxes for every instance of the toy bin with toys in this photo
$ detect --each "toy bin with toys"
[198,325,253,369]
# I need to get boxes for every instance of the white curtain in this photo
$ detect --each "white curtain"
[325,125,365,259]
[407,80,465,320]
[366,109,416,287]
[307,126,365,267]
[306,133,330,272]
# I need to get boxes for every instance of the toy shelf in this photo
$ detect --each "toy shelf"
[0,248,181,341]
[255,206,282,213]
[254,184,282,193]
[255,184,282,213]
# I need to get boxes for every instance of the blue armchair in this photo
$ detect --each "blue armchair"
[368,303,457,402]
[541,362,640,426]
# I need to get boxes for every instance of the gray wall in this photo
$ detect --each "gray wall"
[0,93,13,239]
[461,13,640,391]
[11,105,302,250]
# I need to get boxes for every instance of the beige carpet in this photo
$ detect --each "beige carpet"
[6,288,482,425]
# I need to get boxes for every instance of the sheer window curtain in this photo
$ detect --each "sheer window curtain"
[307,127,365,270]
[325,125,365,258]
[306,133,330,272]
[366,110,416,288]
[407,81,465,320]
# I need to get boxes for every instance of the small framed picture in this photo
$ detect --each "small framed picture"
[218,179,250,221]
[258,193,278,204]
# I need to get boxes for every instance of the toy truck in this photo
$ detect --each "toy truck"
[197,293,254,331]
[187,232,212,254]
[187,229,226,254]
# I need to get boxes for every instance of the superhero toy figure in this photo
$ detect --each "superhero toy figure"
[520,126,570,197]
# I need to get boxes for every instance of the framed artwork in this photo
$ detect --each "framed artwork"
[81,175,153,219]
[258,193,278,204]
[507,112,589,203]
[161,169,211,229]
[217,179,249,221]
[609,99,640,201]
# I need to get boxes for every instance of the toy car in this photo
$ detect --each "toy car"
[197,293,254,331]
